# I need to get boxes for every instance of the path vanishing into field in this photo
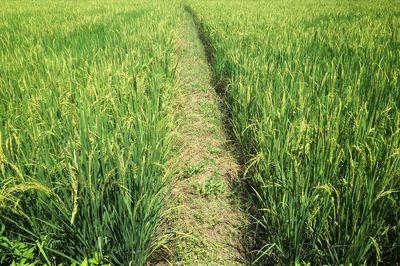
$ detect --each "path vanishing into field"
[166,11,249,265]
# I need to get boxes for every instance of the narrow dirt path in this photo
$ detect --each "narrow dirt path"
[168,11,249,265]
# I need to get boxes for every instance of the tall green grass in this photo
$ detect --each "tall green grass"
[188,0,400,264]
[0,1,179,264]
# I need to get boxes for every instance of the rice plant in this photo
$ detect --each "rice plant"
[0,1,179,264]
[188,0,400,264]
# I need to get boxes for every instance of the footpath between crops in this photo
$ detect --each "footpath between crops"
[164,10,250,265]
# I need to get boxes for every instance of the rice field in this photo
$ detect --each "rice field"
[0,1,179,264]
[1,0,399,265]
[188,0,400,264]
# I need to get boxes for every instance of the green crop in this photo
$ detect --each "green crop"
[188,0,400,264]
[0,1,180,264]
[1,0,399,264]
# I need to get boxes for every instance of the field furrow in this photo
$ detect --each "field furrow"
[166,11,249,265]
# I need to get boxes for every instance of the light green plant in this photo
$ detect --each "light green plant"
[197,172,226,197]
[183,162,205,178]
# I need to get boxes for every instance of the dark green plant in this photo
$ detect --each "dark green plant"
[0,224,36,265]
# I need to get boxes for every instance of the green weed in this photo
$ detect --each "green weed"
[183,162,205,178]
[197,172,226,197]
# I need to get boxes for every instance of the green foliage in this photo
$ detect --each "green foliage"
[197,172,226,197]
[207,146,222,156]
[188,0,400,264]
[0,224,36,265]
[0,1,180,265]
[183,162,205,178]
[77,252,110,266]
